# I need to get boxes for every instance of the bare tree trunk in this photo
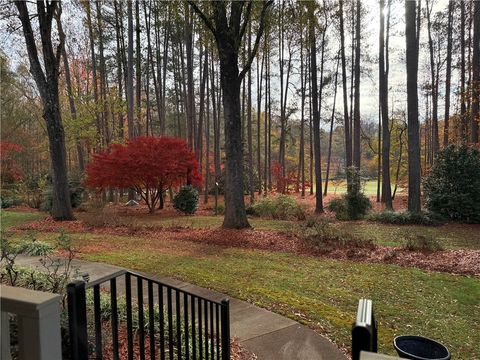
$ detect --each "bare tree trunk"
[135,1,141,136]
[96,1,110,145]
[460,1,467,143]
[339,0,353,176]
[471,0,480,143]
[56,10,85,173]
[353,0,361,169]
[299,24,306,197]
[405,0,421,213]
[247,24,254,203]
[380,0,392,209]
[324,55,340,197]
[426,0,439,154]
[114,0,124,140]
[444,0,453,146]
[198,44,208,170]
[204,57,211,204]
[308,2,323,213]
[185,4,195,149]
[16,1,73,220]
[257,47,264,195]
[85,2,102,148]
[393,124,407,200]
[126,0,135,200]
[144,1,162,135]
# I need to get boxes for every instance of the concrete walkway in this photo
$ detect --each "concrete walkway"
[16,255,347,360]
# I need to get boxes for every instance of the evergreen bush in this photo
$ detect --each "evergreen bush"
[173,185,199,214]
[424,145,480,223]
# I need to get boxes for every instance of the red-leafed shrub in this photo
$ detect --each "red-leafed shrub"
[0,141,23,184]
[85,136,201,213]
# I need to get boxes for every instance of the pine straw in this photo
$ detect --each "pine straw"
[13,217,480,276]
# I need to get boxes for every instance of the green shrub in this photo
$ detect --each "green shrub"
[173,185,199,215]
[368,210,443,226]
[424,145,480,223]
[327,168,371,220]
[40,177,84,212]
[0,189,22,208]
[213,203,225,215]
[402,232,444,252]
[251,195,305,220]
[17,239,54,256]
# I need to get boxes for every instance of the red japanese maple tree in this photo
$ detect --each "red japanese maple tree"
[85,136,200,213]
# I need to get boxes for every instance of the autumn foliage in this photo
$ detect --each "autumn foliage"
[0,141,23,184]
[85,136,200,213]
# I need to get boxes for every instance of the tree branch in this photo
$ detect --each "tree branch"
[187,0,217,40]
[239,0,273,81]
[238,1,252,45]
[15,1,47,99]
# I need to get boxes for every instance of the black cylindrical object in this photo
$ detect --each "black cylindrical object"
[394,335,451,360]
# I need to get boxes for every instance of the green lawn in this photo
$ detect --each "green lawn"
[334,222,480,250]
[321,180,402,196]
[6,211,480,358]
[72,233,478,358]
[0,210,44,230]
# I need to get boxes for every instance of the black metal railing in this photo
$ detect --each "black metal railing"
[351,298,377,360]
[67,270,230,360]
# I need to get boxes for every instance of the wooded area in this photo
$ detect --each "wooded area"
[1,0,479,227]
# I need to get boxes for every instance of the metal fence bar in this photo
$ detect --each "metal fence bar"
[158,284,165,360]
[137,277,145,360]
[125,273,134,360]
[93,285,103,360]
[148,280,156,360]
[110,278,119,360]
[67,281,88,360]
[221,299,230,360]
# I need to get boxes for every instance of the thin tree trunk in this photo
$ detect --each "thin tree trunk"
[471,0,480,143]
[405,0,421,213]
[126,0,135,200]
[85,2,102,148]
[257,46,264,195]
[204,58,211,204]
[460,1,467,143]
[324,55,340,197]
[56,11,85,173]
[135,1,141,136]
[114,0,124,139]
[247,24,254,203]
[308,2,323,213]
[339,0,353,176]
[444,0,453,146]
[426,0,439,154]
[353,0,361,169]
[380,0,392,209]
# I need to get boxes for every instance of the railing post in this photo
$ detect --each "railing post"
[1,285,62,360]
[221,299,230,360]
[67,280,88,360]
[352,299,377,360]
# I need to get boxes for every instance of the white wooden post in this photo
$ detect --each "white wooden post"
[1,312,12,360]
[1,285,62,360]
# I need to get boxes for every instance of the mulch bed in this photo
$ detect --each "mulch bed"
[12,217,480,277]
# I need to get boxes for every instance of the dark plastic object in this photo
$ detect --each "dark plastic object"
[394,336,451,360]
